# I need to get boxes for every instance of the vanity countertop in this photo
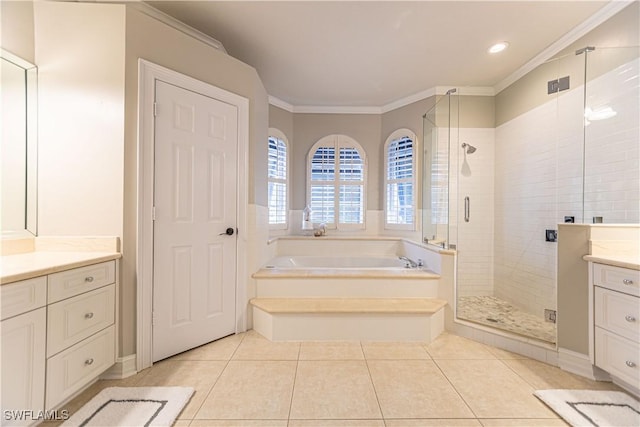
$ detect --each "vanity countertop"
[1,251,121,285]
[583,254,640,271]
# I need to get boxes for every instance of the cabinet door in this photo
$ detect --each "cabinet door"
[1,307,46,426]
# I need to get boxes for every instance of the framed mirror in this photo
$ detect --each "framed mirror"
[1,49,37,236]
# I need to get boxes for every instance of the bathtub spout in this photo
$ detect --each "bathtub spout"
[398,256,418,268]
[313,223,327,237]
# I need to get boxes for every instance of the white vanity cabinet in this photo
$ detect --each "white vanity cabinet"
[1,277,47,426]
[45,261,117,409]
[590,262,640,392]
[0,258,118,425]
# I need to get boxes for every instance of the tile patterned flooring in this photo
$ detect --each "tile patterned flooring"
[457,296,557,344]
[46,331,624,427]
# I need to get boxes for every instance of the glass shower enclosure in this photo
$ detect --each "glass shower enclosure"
[423,45,640,344]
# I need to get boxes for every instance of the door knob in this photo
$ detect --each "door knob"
[220,227,235,236]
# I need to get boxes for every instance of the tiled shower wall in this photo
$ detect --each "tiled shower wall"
[492,57,639,317]
[454,128,496,297]
[493,91,580,316]
[584,57,640,223]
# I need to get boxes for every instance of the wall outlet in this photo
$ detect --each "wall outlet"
[544,309,557,323]
[564,216,575,223]
[545,229,557,242]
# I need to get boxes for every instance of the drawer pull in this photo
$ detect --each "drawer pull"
[622,279,634,285]
[625,360,636,368]
[625,315,637,322]
[85,312,94,319]
[85,276,95,283]
[85,358,94,366]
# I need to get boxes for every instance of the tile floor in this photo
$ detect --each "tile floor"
[48,331,624,427]
[457,296,557,344]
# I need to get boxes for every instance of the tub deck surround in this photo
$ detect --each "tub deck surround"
[251,297,446,342]
[250,297,447,314]
[253,266,440,279]
[253,236,447,341]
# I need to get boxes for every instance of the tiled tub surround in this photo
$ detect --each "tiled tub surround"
[251,237,448,342]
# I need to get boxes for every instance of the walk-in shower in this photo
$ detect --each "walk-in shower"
[422,45,640,344]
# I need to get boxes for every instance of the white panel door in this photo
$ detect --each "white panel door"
[153,80,237,362]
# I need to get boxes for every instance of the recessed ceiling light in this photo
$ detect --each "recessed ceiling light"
[488,42,509,54]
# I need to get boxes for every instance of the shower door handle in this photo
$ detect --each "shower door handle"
[464,196,470,223]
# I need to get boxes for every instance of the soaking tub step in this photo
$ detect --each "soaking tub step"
[250,297,446,314]
[250,298,447,342]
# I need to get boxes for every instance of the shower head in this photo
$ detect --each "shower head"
[462,143,477,154]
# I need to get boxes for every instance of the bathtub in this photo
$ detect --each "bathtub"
[265,255,409,269]
[253,237,442,298]
[250,237,448,341]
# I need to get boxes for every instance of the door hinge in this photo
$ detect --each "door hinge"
[153,102,158,117]
[152,206,156,221]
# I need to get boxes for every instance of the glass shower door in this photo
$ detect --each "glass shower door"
[422,91,458,248]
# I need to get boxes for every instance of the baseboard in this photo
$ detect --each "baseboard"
[101,354,137,380]
[557,347,611,381]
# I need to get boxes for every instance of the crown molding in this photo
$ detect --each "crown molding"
[270,2,628,112]
[268,96,294,112]
[494,0,633,93]
[269,85,495,115]
[128,2,227,53]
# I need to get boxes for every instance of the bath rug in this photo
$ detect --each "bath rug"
[534,389,640,427]
[61,386,194,427]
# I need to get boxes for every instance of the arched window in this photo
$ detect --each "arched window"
[307,135,366,229]
[267,128,288,229]
[384,129,416,230]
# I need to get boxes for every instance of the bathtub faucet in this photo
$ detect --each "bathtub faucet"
[313,223,327,237]
[398,256,418,268]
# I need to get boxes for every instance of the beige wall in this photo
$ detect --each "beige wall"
[270,94,494,215]
[290,113,382,210]
[123,6,268,356]
[34,1,126,238]
[557,224,591,354]
[558,224,640,355]
[269,105,294,144]
[496,2,639,126]
[14,1,269,359]
[1,0,35,63]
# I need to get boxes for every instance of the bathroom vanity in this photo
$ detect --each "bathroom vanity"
[586,254,640,396]
[1,245,120,425]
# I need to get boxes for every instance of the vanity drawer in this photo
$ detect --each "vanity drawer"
[593,263,640,297]
[47,284,115,357]
[1,276,47,321]
[595,286,640,343]
[595,327,640,389]
[46,325,115,410]
[48,261,115,303]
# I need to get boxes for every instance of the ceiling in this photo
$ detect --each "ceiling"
[147,1,613,109]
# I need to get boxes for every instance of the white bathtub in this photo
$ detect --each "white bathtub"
[265,255,408,269]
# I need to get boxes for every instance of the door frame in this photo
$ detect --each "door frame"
[136,59,249,371]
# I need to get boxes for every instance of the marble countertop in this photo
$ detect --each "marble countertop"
[1,251,121,285]
[583,254,640,271]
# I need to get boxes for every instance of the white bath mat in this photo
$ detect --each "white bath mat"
[62,386,194,427]
[534,389,640,427]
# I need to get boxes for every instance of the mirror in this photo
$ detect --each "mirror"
[1,49,37,236]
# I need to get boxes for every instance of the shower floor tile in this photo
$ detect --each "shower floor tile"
[457,296,556,343]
